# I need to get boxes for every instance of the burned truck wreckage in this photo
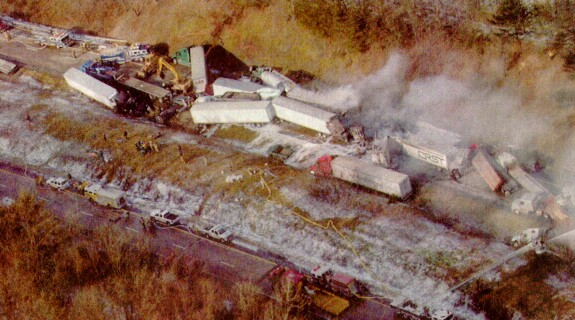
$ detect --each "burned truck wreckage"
[59,34,575,226]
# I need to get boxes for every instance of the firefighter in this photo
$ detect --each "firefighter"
[178,144,184,163]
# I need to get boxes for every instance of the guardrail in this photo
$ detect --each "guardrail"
[0,14,128,46]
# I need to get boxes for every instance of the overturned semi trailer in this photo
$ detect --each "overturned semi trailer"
[330,156,412,199]
[212,77,282,100]
[271,96,344,136]
[190,100,275,124]
[472,149,518,195]
[63,67,118,109]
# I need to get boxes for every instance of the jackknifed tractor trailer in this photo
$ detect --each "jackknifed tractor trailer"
[311,155,412,199]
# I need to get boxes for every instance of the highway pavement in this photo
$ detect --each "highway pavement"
[0,166,399,319]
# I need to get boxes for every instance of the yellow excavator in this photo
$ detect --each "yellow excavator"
[157,57,192,93]
[137,54,191,93]
[135,53,159,79]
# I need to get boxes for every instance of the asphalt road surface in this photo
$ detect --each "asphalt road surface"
[0,167,398,319]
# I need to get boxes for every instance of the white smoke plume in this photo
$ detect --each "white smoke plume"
[343,51,573,177]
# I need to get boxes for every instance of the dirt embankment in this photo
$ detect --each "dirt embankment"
[3,0,573,83]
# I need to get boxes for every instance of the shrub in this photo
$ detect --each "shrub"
[491,0,530,30]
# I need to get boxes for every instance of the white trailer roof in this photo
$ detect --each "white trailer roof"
[271,96,337,134]
[402,121,464,152]
[190,46,207,94]
[212,77,281,99]
[213,77,266,94]
[0,57,16,74]
[394,121,470,170]
[63,68,117,108]
[121,77,170,99]
[332,156,409,184]
[272,96,335,122]
[191,100,274,124]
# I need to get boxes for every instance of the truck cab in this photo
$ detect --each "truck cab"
[512,192,545,215]
[38,31,73,48]
[310,265,361,297]
[391,298,454,320]
[80,60,116,80]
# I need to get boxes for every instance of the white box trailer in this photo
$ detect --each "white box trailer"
[63,68,117,109]
[396,139,450,169]
[496,152,547,195]
[392,122,470,174]
[508,165,549,195]
[212,77,281,100]
[272,96,338,135]
[190,100,274,124]
[190,46,208,94]
[331,156,412,199]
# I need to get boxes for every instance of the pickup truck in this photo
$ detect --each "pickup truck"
[203,225,233,242]
[46,177,70,190]
[150,210,181,226]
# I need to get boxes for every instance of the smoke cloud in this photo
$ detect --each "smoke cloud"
[341,51,575,180]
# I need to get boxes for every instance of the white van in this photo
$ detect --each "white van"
[46,177,70,190]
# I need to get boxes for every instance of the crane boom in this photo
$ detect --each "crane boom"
[157,57,180,82]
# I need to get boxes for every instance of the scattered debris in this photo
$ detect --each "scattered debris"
[267,144,294,162]
[225,174,243,183]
